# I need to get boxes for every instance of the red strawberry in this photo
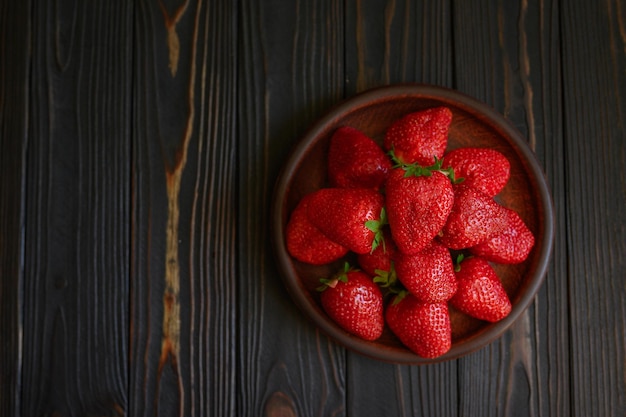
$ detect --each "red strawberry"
[450,256,512,322]
[438,185,508,250]
[386,293,452,358]
[286,194,349,265]
[318,264,384,341]
[306,188,386,254]
[385,164,454,255]
[394,241,457,303]
[442,147,510,197]
[357,229,397,276]
[328,126,392,189]
[470,207,535,264]
[357,231,400,294]
[384,106,453,166]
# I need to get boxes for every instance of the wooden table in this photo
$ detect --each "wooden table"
[2,1,625,416]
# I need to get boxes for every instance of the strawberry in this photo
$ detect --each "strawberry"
[438,185,508,250]
[384,106,453,166]
[357,229,397,276]
[385,160,455,255]
[318,263,384,341]
[394,241,457,303]
[357,231,400,296]
[450,256,512,322]
[470,207,535,264]
[286,194,349,265]
[386,293,452,358]
[306,188,386,254]
[327,126,392,189]
[442,147,510,197]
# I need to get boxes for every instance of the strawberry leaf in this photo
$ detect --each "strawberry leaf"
[447,168,465,184]
[403,164,432,178]
[317,262,353,291]
[335,262,351,282]
[456,253,465,264]
[430,156,444,170]
[390,153,447,178]
[316,278,336,292]
[431,156,465,184]
[388,147,404,167]
[372,266,397,288]
[438,165,465,184]
[372,270,390,287]
[373,262,408,301]
[391,289,409,305]
[453,253,473,272]
[365,207,388,253]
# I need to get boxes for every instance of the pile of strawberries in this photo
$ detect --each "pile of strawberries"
[285,107,535,358]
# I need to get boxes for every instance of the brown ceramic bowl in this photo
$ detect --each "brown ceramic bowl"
[271,84,554,364]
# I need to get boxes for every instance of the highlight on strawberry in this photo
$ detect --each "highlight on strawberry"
[328,126,392,189]
[386,292,452,359]
[450,255,512,323]
[318,263,385,341]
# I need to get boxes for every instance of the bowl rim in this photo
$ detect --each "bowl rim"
[271,83,555,364]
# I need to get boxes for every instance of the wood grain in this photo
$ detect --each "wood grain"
[0,1,29,416]
[130,0,237,415]
[345,0,453,93]
[19,1,132,416]
[238,1,347,416]
[2,0,626,416]
[561,1,626,416]
[518,1,571,416]
[451,1,566,416]
[343,1,460,415]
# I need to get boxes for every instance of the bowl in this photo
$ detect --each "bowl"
[271,83,554,364]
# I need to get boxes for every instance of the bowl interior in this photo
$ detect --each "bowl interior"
[272,84,553,364]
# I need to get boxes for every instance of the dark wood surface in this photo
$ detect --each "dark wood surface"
[1,1,624,416]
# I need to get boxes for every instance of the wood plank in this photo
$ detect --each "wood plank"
[515,2,571,416]
[452,1,569,416]
[20,1,132,416]
[129,0,237,415]
[560,1,626,415]
[343,1,459,415]
[454,1,558,416]
[345,0,453,94]
[237,0,347,415]
[516,1,571,416]
[0,1,30,416]
[343,0,569,415]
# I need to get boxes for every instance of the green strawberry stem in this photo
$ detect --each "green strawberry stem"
[316,262,352,291]
[388,149,464,184]
[372,265,397,288]
[365,207,388,253]
[453,252,474,272]
[391,288,409,306]
[454,253,464,272]
[372,261,409,301]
